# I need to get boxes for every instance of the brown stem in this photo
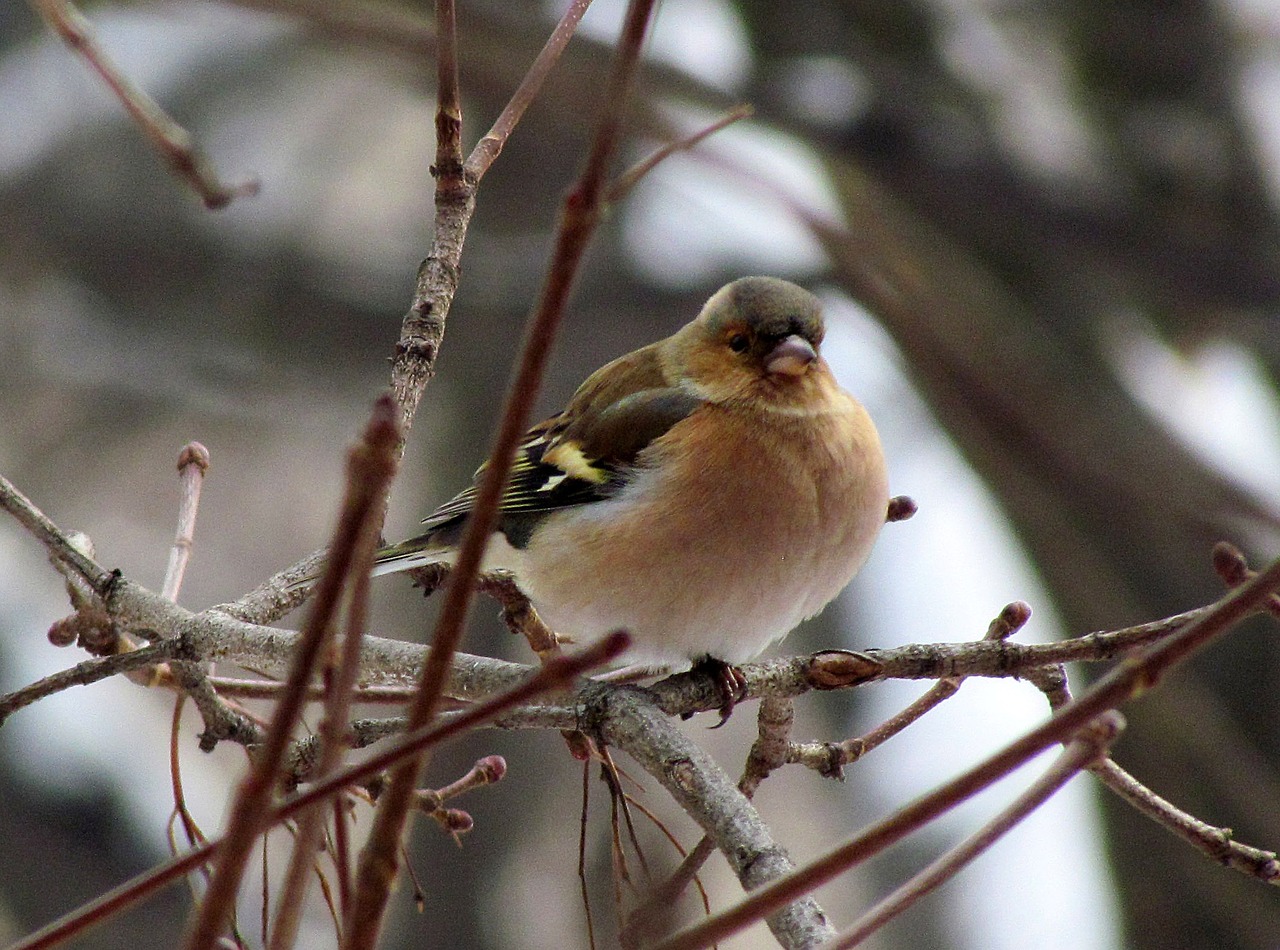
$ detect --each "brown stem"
[269,435,389,948]
[14,634,627,950]
[606,103,754,204]
[465,0,596,180]
[652,555,1280,950]
[183,398,399,950]
[343,3,657,946]
[827,713,1123,948]
[31,0,257,208]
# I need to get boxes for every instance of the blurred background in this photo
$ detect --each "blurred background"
[3,0,1280,947]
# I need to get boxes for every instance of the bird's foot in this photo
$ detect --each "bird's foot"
[684,657,748,728]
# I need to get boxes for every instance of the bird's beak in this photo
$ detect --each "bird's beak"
[765,335,817,377]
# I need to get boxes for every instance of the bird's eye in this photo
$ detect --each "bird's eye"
[728,333,750,353]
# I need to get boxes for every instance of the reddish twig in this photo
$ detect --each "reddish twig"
[827,713,1123,948]
[183,397,399,950]
[652,556,1280,950]
[13,634,628,950]
[1212,540,1280,618]
[269,431,391,949]
[1092,757,1280,883]
[1029,658,1280,884]
[344,3,657,945]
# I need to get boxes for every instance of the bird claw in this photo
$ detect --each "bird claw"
[683,657,748,727]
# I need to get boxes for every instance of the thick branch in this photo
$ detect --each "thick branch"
[587,685,835,949]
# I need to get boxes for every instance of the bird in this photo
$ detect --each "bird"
[353,277,888,713]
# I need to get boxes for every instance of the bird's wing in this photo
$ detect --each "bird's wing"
[420,342,701,538]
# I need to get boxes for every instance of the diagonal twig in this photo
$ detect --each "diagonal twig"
[183,397,400,950]
[653,555,1280,950]
[13,634,627,950]
[826,713,1124,948]
[31,0,258,208]
[343,3,659,945]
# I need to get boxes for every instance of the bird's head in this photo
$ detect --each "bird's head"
[669,276,831,412]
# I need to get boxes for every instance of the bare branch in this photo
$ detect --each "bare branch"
[594,686,836,948]
[606,104,754,205]
[466,0,595,180]
[183,396,400,950]
[345,3,659,945]
[652,556,1280,950]
[207,677,420,705]
[1092,758,1280,883]
[12,635,627,950]
[1029,660,1280,885]
[0,642,175,726]
[270,426,391,948]
[827,713,1123,948]
[31,0,257,208]
[622,693,796,947]
[0,474,116,592]
[1213,540,1280,619]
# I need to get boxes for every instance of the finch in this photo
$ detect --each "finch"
[362,276,889,679]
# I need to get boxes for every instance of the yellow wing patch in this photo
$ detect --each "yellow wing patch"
[542,441,609,484]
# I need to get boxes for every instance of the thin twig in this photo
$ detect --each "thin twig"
[606,104,753,204]
[1091,758,1280,882]
[793,602,1032,777]
[0,475,114,591]
[32,0,257,208]
[465,0,595,179]
[825,713,1124,949]
[344,4,657,946]
[169,662,263,750]
[433,0,463,176]
[13,634,627,950]
[162,443,210,602]
[183,398,400,950]
[208,677,420,705]
[579,758,597,950]
[477,571,562,660]
[269,432,390,949]
[0,642,174,726]
[1029,659,1280,884]
[652,556,1280,950]
[158,441,260,749]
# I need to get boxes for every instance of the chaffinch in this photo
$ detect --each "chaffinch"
[367,276,890,684]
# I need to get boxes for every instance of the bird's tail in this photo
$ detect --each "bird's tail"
[369,534,454,577]
[285,534,452,592]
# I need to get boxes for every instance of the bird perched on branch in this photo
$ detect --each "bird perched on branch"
[351,277,888,713]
